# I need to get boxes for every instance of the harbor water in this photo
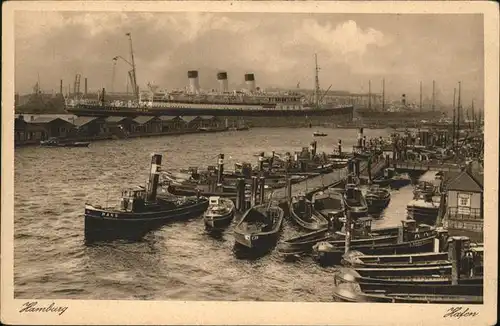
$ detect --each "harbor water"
[15,127,421,301]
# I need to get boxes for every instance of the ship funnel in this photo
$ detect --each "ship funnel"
[188,70,200,94]
[245,73,256,92]
[217,72,228,93]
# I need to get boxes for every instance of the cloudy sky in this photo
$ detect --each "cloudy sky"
[15,11,483,106]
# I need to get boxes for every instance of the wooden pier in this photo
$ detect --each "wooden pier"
[270,157,387,204]
[390,160,463,173]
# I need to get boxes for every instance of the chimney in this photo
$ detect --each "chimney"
[245,73,256,92]
[217,72,228,93]
[60,79,63,95]
[188,70,200,93]
[84,78,88,96]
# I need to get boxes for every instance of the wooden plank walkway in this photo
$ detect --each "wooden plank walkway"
[392,160,463,172]
[270,159,387,203]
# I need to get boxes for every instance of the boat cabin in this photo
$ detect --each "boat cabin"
[209,196,221,206]
[120,188,146,212]
[234,162,253,177]
[352,217,373,236]
[383,168,396,179]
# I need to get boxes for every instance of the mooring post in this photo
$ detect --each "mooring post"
[344,209,352,253]
[216,153,224,187]
[286,176,292,203]
[338,139,342,156]
[259,176,266,204]
[447,236,463,285]
[250,176,258,207]
[367,156,372,183]
[235,178,245,211]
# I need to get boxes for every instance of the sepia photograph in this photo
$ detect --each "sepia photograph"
[2,1,498,325]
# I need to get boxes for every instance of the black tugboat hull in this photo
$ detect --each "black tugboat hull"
[84,200,209,242]
[290,202,329,231]
[366,197,391,214]
[407,207,439,226]
[234,231,281,251]
[233,205,284,252]
[204,211,235,230]
[390,178,411,190]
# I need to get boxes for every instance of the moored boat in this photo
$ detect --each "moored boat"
[365,185,391,214]
[343,183,368,218]
[277,217,399,258]
[332,282,483,303]
[84,154,209,242]
[342,250,450,268]
[312,189,346,220]
[313,131,328,137]
[40,137,90,148]
[406,191,440,225]
[290,193,329,231]
[203,196,235,230]
[233,203,284,250]
[312,220,439,265]
[414,181,436,196]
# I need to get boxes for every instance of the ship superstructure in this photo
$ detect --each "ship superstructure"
[65,33,353,119]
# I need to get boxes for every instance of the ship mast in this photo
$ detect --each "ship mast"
[314,53,320,107]
[126,32,139,102]
[456,81,461,144]
[452,88,456,148]
[368,80,372,110]
[382,78,385,110]
[432,80,436,111]
[419,81,422,112]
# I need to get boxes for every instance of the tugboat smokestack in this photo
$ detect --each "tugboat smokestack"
[147,154,162,202]
[188,70,200,94]
[217,72,228,93]
[244,73,256,92]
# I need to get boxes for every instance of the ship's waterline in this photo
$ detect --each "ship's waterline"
[15,128,414,301]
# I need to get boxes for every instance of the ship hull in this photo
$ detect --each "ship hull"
[66,104,354,118]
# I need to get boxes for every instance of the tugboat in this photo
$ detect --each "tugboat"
[343,179,368,218]
[289,192,329,231]
[406,191,440,225]
[233,202,284,251]
[40,137,90,148]
[372,168,411,190]
[365,185,391,215]
[84,154,209,242]
[203,196,235,230]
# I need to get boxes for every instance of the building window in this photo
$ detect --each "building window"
[457,193,471,215]
[458,193,471,207]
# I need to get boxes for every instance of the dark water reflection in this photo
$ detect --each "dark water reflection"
[14,127,419,301]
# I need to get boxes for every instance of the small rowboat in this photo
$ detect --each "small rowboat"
[203,196,235,230]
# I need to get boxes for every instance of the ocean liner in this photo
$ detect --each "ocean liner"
[65,33,354,121]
